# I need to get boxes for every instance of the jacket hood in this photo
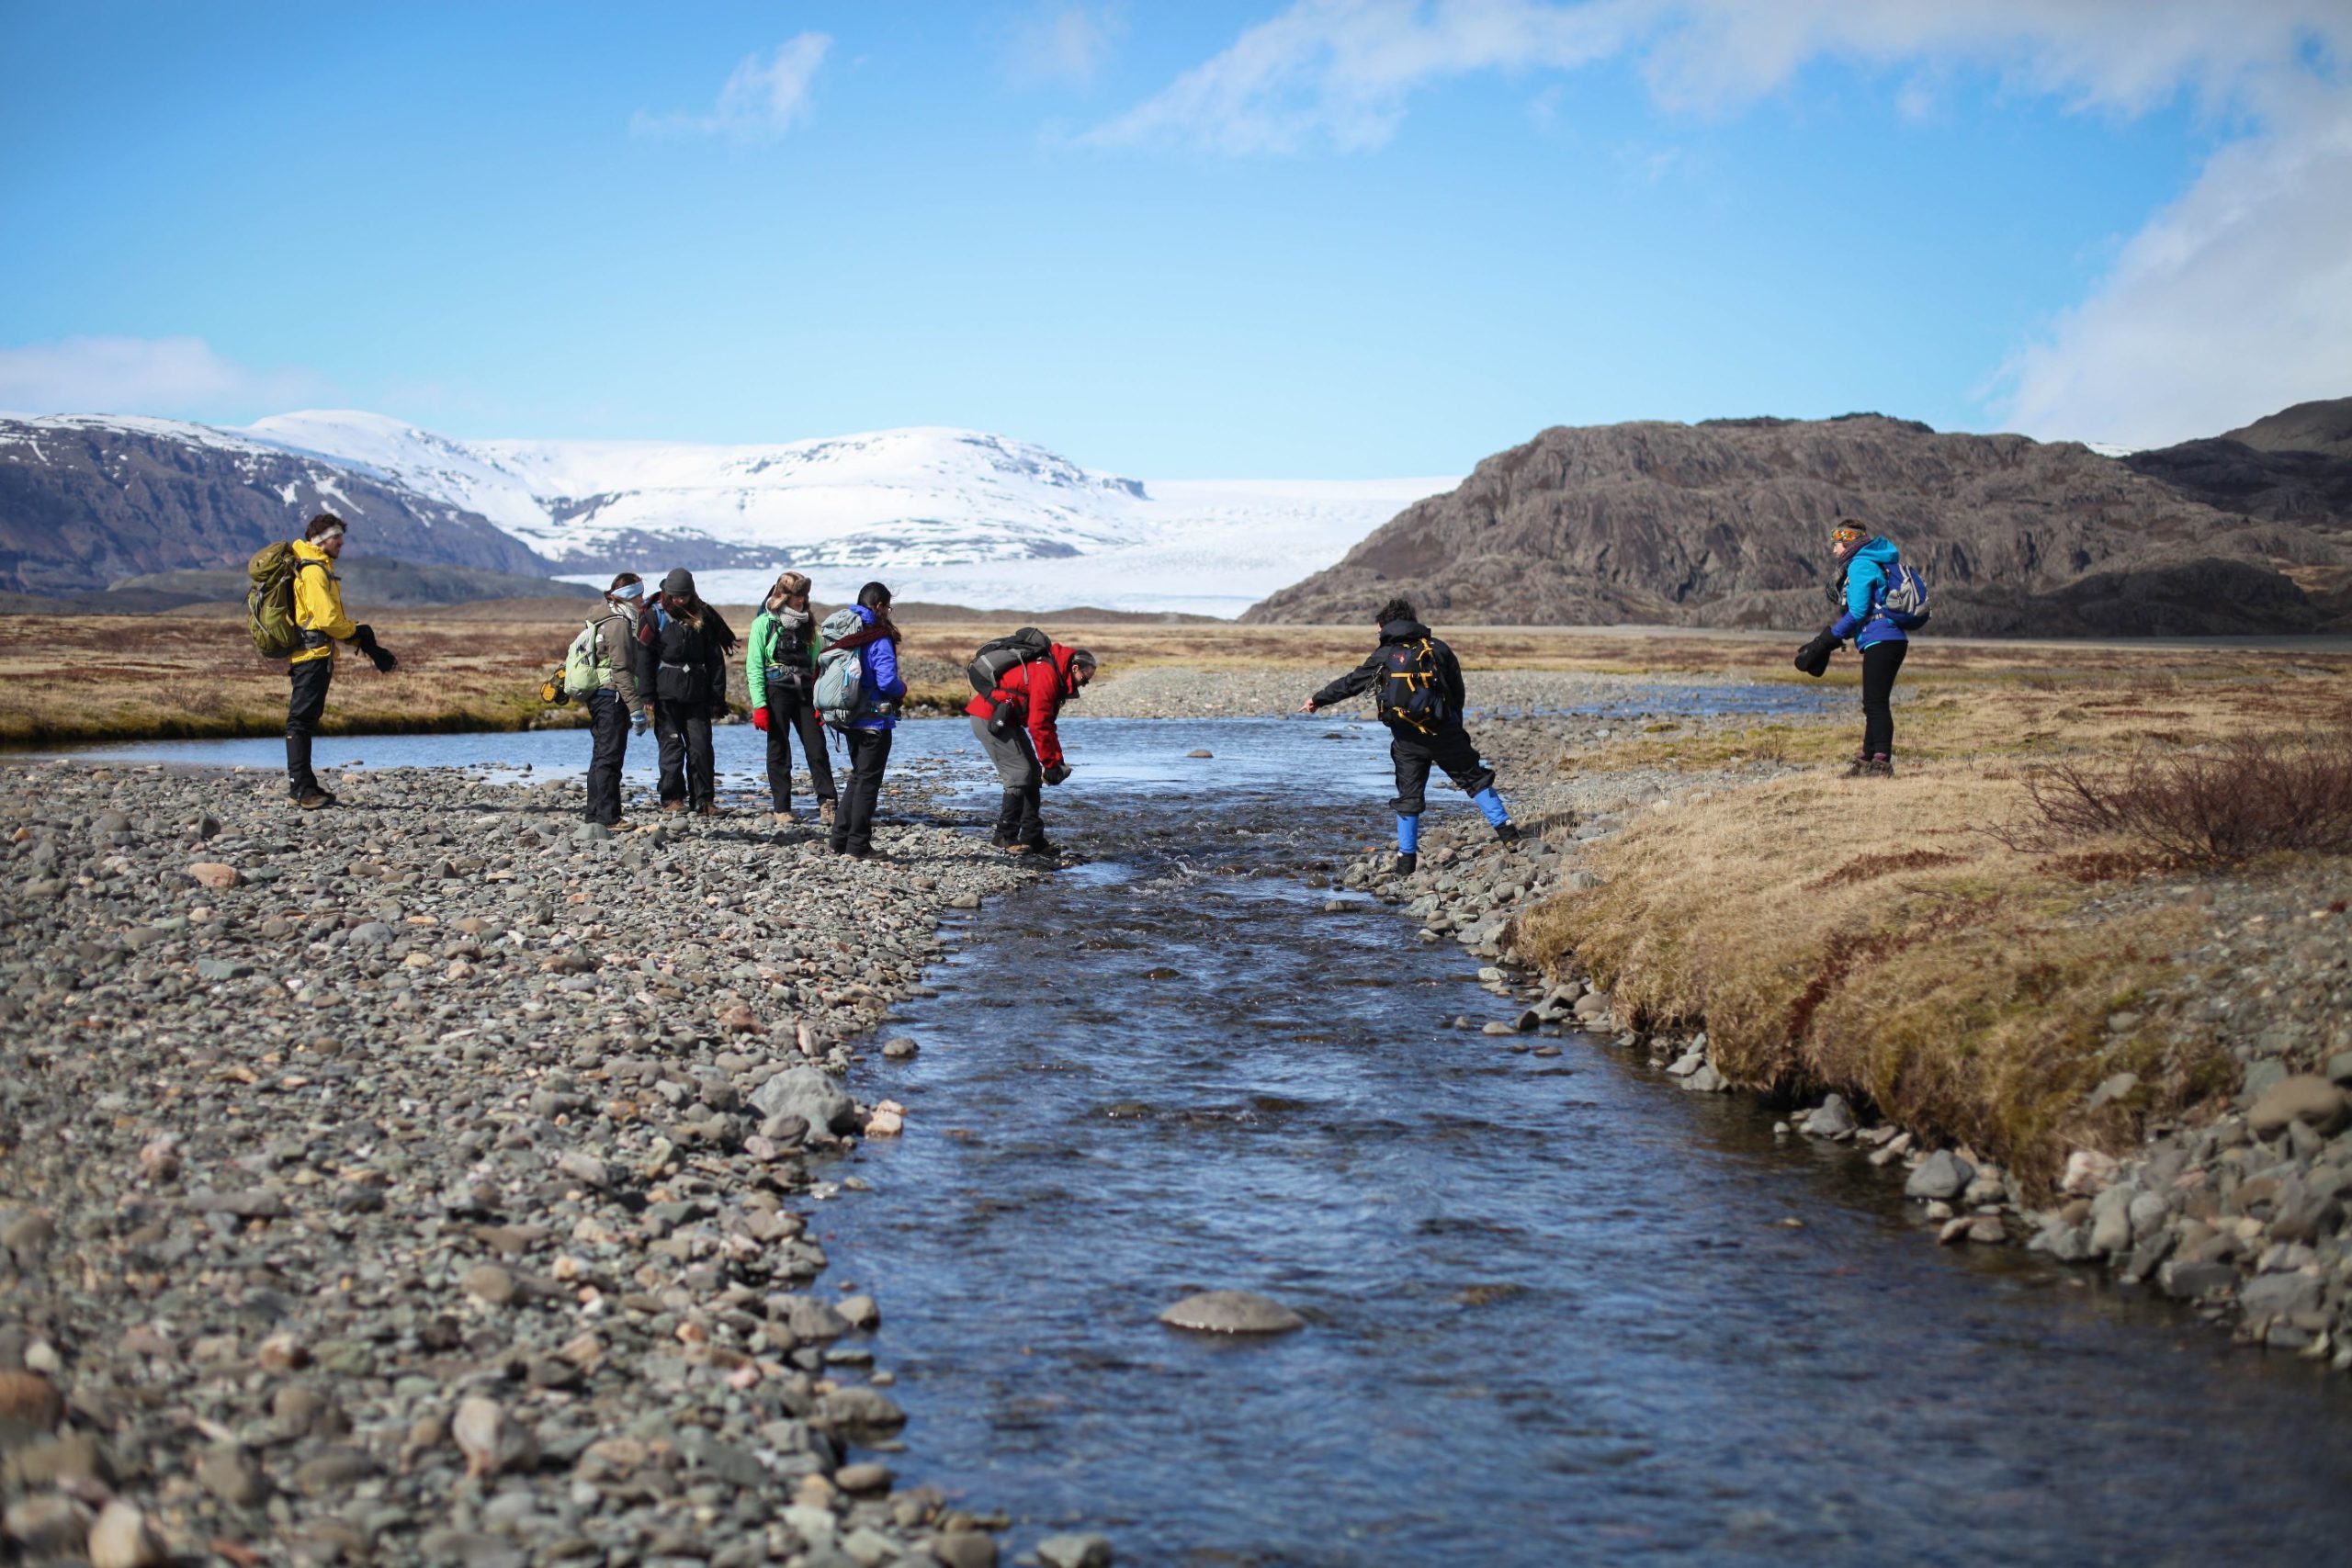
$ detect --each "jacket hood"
[292,537,333,562]
[1853,538,1901,569]
[1380,617,1432,641]
[852,603,876,626]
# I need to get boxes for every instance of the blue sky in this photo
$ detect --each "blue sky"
[3,2,2346,476]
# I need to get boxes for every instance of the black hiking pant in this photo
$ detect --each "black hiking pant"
[833,728,892,852]
[285,656,333,798]
[584,690,629,825]
[1389,720,1496,818]
[765,687,836,814]
[1860,639,1908,758]
[656,703,716,809]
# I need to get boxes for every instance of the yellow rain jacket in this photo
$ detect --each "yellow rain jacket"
[289,537,356,665]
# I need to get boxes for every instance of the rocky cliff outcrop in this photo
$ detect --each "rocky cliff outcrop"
[0,416,548,592]
[1245,412,2349,635]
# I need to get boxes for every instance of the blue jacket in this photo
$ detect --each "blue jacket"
[850,603,905,729]
[1830,537,1908,649]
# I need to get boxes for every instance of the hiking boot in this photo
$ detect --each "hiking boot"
[662,799,688,813]
[1493,822,1521,844]
[695,803,719,817]
[1841,754,1871,778]
[609,820,638,832]
[819,800,837,827]
[1863,755,1895,778]
[1394,852,1419,877]
[295,791,336,811]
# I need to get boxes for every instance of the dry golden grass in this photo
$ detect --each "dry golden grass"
[1518,663,2352,1190]
[13,602,2347,745]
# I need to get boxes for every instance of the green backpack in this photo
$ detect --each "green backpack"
[561,616,613,697]
[245,542,318,659]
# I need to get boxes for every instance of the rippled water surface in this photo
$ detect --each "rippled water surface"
[820,721,2352,1568]
[58,707,2352,1565]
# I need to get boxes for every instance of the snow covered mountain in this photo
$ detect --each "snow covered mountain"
[241,411,1451,616]
[0,412,547,593]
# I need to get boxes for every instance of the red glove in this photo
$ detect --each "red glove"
[752,707,770,731]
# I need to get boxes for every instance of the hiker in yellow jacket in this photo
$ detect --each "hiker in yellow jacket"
[286,513,397,809]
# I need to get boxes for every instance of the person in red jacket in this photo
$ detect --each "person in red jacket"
[967,642,1096,853]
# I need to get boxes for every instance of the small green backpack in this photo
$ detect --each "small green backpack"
[561,616,613,697]
[245,542,316,659]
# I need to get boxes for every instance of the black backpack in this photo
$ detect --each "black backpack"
[1378,637,1449,735]
[967,627,1053,695]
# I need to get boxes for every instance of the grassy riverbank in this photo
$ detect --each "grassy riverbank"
[1515,663,2352,1190]
[16,599,2346,744]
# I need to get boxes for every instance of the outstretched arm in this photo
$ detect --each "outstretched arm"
[1305,650,1385,711]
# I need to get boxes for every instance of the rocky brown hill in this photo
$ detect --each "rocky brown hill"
[0,415,549,593]
[2124,397,2352,528]
[1244,412,2350,635]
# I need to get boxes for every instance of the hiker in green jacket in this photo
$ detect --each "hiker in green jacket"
[746,570,837,826]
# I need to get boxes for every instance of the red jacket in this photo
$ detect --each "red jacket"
[965,642,1082,768]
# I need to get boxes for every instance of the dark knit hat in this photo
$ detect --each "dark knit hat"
[662,568,696,597]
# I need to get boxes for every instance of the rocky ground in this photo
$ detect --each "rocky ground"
[0,758,1060,1568]
[1335,707,2352,1376]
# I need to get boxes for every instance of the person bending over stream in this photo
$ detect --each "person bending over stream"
[1300,597,1517,876]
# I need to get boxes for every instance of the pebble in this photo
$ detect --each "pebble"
[1037,1531,1116,1568]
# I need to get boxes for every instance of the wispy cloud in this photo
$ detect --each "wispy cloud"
[1090,0,2348,153]
[0,335,322,419]
[633,33,832,142]
[1091,0,2352,445]
[1997,87,2352,447]
[1008,4,1125,88]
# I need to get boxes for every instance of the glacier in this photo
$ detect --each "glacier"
[240,411,1451,617]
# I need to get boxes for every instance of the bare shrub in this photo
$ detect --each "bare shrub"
[2019,733,2352,865]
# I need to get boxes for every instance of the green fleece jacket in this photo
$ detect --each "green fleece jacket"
[744,606,820,710]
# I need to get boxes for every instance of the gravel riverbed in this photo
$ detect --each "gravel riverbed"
[0,758,1037,1568]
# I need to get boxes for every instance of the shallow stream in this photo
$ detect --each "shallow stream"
[54,705,2352,1565]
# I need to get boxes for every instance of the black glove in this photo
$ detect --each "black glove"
[1042,763,1072,786]
[368,645,399,673]
[1793,629,1838,679]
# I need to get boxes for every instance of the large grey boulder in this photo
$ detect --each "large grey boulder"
[749,1066,856,1134]
[1157,1291,1305,1335]
[1905,1149,1975,1202]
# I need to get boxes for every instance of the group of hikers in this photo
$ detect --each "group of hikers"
[266,512,1921,866]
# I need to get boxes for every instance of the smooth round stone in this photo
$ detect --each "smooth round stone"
[1157,1290,1305,1335]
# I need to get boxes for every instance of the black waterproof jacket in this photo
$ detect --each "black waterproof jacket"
[1311,618,1468,725]
[648,608,738,716]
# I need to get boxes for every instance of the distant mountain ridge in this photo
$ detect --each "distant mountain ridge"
[0,414,548,593]
[0,407,1447,615]
[1244,408,2352,636]
[241,413,1155,575]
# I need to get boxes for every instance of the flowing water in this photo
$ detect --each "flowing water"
[51,707,2352,1565]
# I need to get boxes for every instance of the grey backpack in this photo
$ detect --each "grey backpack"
[812,607,868,728]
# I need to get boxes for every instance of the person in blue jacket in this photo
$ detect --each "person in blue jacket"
[1826,522,1908,777]
[830,581,907,858]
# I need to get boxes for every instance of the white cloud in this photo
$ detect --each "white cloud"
[1093,1,2352,442]
[1009,5,1125,87]
[1093,1,2348,152]
[633,33,832,141]
[0,335,321,419]
[1998,89,2352,447]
